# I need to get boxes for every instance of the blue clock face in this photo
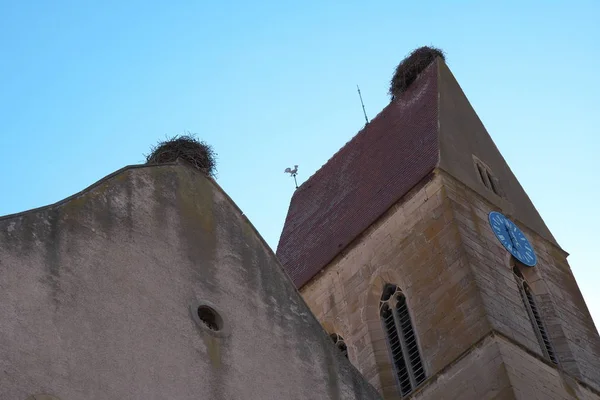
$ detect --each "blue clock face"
[488,211,537,266]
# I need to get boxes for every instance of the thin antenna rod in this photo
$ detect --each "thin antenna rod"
[357,85,369,125]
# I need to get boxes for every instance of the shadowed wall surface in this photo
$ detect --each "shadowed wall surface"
[0,163,381,400]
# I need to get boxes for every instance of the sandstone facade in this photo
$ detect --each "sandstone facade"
[300,171,600,399]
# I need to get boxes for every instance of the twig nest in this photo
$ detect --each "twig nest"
[389,46,445,99]
[146,134,217,177]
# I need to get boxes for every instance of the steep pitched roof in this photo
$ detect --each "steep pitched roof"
[276,60,441,288]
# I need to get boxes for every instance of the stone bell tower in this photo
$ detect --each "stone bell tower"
[277,48,600,399]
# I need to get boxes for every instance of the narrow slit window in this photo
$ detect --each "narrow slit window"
[486,170,500,195]
[380,284,426,396]
[474,158,502,197]
[477,164,488,187]
[513,267,558,364]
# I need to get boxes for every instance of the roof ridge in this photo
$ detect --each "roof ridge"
[0,161,205,222]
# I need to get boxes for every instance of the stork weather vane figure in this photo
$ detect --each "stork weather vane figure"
[284,165,299,189]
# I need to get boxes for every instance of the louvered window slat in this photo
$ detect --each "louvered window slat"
[524,286,558,364]
[514,268,558,364]
[380,284,426,397]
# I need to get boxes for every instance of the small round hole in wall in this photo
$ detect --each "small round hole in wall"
[189,300,229,337]
[197,305,222,331]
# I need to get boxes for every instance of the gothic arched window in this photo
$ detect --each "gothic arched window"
[330,333,348,358]
[513,266,558,364]
[380,284,426,396]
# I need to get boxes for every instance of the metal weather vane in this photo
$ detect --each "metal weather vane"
[284,165,299,189]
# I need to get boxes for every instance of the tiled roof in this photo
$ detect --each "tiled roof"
[276,60,440,288]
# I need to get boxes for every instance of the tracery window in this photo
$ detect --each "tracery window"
[330,333,348,358]
[380,284,426,396]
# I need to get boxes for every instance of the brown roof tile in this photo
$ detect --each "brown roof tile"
[276,60,440,288]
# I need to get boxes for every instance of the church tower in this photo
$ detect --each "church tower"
[277,48,600,399]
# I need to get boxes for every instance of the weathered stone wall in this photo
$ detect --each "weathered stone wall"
[300,173,492,399]
[496,333,599,400]
[0,163,381,400]
[410,335,514,399]
[412,334,600,400]
[437,59,557,247]
[435,56,600,392]
[300,170,600,399]
[444,171,600,390]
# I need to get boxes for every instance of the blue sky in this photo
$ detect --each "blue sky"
[1,1,599,325]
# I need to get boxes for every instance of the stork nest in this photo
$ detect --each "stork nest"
[389,46,445,99]
[146,134,217,177]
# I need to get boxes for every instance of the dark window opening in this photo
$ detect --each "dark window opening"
[330,333,348,358]
[477,164,487,186]
[486,170,500,195]
[380,284,426,396]
[197,305,222,331]
[396,296,426,385]
[513,267,557,364]
[475,159,501,196]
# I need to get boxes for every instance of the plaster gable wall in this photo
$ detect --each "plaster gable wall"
[0,164,381,400]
